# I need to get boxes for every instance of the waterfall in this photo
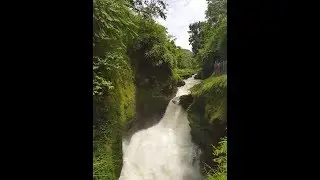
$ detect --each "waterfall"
[119,75,202,180]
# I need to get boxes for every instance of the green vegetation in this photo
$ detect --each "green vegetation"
[93,0,137,178]
[188,0,227,79]
[191,75,227,124]
[188,21,207,55]
[207,137,227,180]
[93,0,200,179]
[184,0,227,176]
[93,68,136,179]
[174,68,199,79]
[183,75,226,176]
[93,0,226,179]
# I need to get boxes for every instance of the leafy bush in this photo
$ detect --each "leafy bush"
[93,0,138,96]
[206,137,227,180]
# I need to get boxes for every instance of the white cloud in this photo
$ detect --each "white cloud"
[156,0,207,51]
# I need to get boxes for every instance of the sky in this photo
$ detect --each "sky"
[156,0,207,51]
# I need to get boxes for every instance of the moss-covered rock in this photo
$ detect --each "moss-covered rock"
[187,75,227,174]
[123,60,179,141]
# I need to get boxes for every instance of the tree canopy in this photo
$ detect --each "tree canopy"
[188,0,227,79]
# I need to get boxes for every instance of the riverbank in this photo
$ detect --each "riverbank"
[180,75,227,178]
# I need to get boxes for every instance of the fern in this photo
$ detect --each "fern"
[206,137,227,180]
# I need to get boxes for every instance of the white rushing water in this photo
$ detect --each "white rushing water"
[119,75,202,180]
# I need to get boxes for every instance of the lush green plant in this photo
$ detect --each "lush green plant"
[93,0,139,179]
[176,48,195,68]
[93,0,138,96]
[206,0,227,26]
[93,1,196,179]
[185,75,227,176]
[130,17,179,69]
[174,68,198,79]
[129,0,168,19]
[188,0,227,79]
[206,137,227,180]
[188,21,207,55]
[191,75,227,123]
[93,1,220,179]
[93,63,136,179]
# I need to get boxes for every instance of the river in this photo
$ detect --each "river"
[119,74,202,180]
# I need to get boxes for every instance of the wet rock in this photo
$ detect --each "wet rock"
[177,79,185,87]
[194,74,202,79]
[172,97,179,104]
[179,94,194,109]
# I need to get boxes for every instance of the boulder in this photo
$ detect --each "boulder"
[177,79,185,87]
[194,73,202,79]
[179,94,194,109]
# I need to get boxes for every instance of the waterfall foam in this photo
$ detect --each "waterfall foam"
[119,75,202,180]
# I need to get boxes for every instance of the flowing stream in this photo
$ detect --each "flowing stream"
[119,75,202,180]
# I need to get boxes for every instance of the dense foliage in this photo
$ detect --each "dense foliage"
[188,0,227,79]
[185,0,227,178]
[188,21,206,55]
[93,1,138,179]
[129,0,168,19]
[207,137,227,180]
[93,0,199,179]
[177,75,227,179]
[93,0,227,179]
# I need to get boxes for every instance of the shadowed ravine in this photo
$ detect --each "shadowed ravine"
[119,75,202,180]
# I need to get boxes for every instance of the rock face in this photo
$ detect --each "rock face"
[184,75,227,174]
[194,73,202,79]
[177,79,186,87]
[125,86,176,138]
[179,94,194,109]
[186,96,227,174]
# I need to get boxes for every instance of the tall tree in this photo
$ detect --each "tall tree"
[129,0,168,19]
[188,0,227,79]
[93,0,138,96]
[205,0,227,26]
[188,21,206,54]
